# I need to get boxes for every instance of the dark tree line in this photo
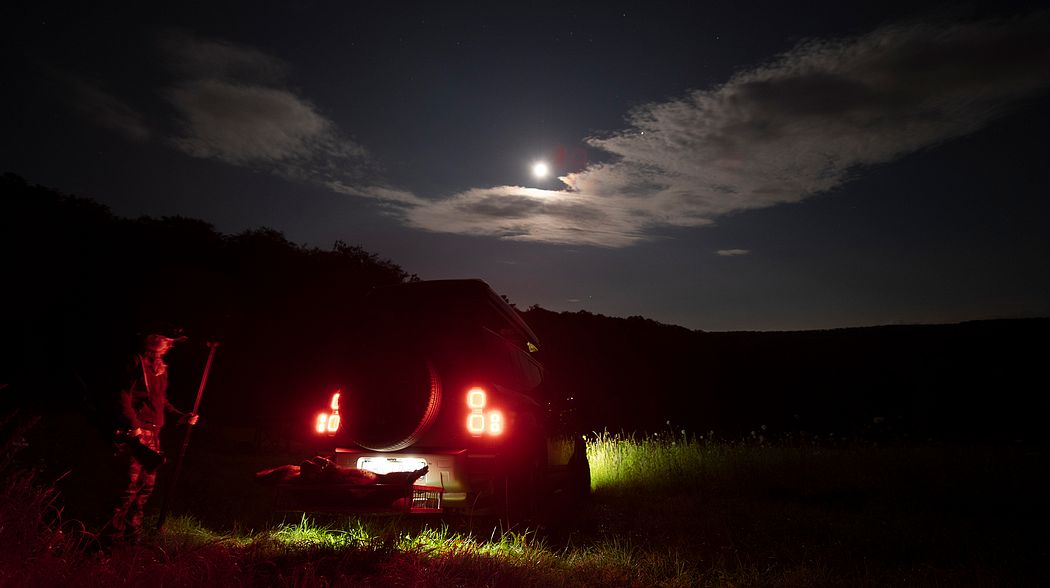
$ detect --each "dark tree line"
[1,173,414,446]
[523,307,1049,442]
[3,172,1047,449]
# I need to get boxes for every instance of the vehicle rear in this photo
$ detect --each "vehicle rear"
[290,280,581,517]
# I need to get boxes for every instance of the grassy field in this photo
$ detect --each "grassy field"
[3,427,1048,587]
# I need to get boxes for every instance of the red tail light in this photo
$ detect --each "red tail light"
[315,390,343,435]
[467,413,486,434]
[326,413,340,433]
[466,387,504,437]
[467,387,486,409]
[488,410,504,435]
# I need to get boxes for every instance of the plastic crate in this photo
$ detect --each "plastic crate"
[410,485,443,513]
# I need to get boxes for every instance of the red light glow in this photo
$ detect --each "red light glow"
[326,413,340,433]
[467,387,486,409]
[488,410,504,435]
[466,386,503,436]
[315,413,328,434]
[330,391,341,411]
[467,413,486,435]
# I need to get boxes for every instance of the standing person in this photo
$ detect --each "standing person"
[105,327,198,546]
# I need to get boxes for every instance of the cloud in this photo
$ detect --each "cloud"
[161,33,378,192]
[159,31,288,83]
[325,181,423,206]
[58,74,151,142]
[166,80,358,166]
[404,185,650,247]
[717,249,750,257]
[407,11,1050,246]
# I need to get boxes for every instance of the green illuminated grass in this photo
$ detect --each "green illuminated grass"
[587,429,709,491]
[3,429,1048,586]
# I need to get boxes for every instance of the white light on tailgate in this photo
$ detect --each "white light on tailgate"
[357,457,428,475]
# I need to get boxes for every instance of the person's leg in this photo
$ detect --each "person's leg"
[124,434,161,543]
[104,456,141,545]
[125,468,156,543]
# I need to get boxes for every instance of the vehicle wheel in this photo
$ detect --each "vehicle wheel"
[343,352,442,451]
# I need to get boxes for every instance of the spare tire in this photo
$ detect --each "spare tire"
[342,352,442,452]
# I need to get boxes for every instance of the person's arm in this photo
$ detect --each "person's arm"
[117,358,142,432]
[117,388,141,431]
[163,397,183,417]
[165,398,199,425]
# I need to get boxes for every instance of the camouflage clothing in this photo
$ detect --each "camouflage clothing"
[108,427,161,543]
[106,336,187,544]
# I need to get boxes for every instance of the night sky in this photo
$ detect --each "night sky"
[4,1,1049,331]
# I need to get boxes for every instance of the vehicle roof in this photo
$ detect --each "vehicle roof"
[367,279,540,345]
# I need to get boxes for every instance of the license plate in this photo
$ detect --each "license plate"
[357,457,428,475]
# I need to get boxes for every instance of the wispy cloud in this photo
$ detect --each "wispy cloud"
[47,34,398,202]
[717,249,750,257]
[159,32,288,84]
[404,185,650,247]
[57,16,1049,245]
[57,74,151,142]
[166,80,353,165]
[407,11,1050,246]
[160,32,385,195]
[325,181,423,206]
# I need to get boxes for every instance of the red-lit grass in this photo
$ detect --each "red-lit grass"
[3,419,1048,587]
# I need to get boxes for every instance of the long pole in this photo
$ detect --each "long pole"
[157,341,219,529]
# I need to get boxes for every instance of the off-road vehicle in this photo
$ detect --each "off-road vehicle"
[274,279,589,521]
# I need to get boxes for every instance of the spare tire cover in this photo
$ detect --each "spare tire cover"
[343,352,442,452]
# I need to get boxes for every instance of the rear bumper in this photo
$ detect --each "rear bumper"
[274,482,443,514]
[334,447,503,513]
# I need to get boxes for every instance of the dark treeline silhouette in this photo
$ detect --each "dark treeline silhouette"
[523,308,1049,442]
[1,173,414,452]
[3,173,1047,450]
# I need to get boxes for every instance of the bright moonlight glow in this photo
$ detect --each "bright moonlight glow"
[532,161,549,178]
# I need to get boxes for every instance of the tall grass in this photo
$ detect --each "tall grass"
[586,427,819,495]
[585,430,1049,586]
[587,428,707,491]
[3,419,1047,586]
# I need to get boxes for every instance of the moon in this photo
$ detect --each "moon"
[532,161,549,179]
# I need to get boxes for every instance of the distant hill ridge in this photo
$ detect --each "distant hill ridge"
[523,305,1048,440]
